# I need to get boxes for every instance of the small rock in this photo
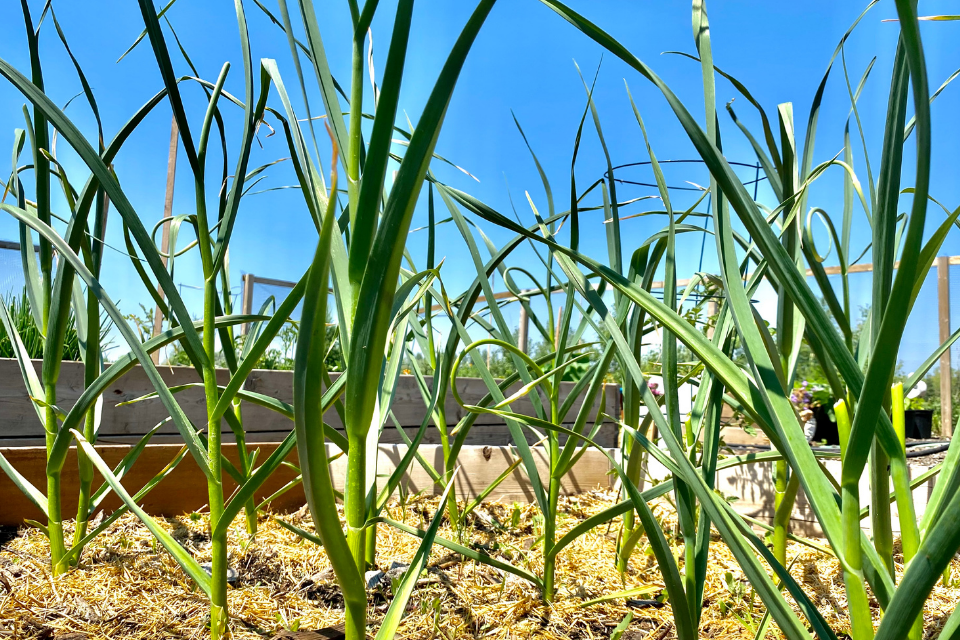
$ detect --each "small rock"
[364,569,385,589]
[309,567,336,584]
[293,504,311,520]
[384,562,410,584]
[0,557,23,578]
[365,563,411,590]
[569,584,590,599]
[298,570,344,607]
[298,568,336,593]
[471,508,495,528]
[73,597,101,624]
[199,562,238,584]
[626,599,664,609]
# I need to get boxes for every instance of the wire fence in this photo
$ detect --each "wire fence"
[0,240,34,299]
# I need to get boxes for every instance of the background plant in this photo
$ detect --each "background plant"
[0,288,82,360]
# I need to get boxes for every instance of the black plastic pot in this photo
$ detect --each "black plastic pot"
[905,409,933,439]
[811,405,839,445]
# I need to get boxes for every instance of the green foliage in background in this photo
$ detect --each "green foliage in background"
[164,319,342,371]
[0,289,80,360]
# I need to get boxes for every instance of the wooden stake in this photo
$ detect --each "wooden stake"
[555,305,562,351]
[518,305,529,354]
[241,273,255,335]
[151,114,178,363]
[938,256,953,436]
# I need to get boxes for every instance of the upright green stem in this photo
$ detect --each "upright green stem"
[842,480,876,640]
[542,469,561,602]
[25,5,59,571]
[364,523,377,568]
[433,388,460,538]
[202,279,229,640]
[890,383,922,640]
[193,94,228,633]
[443,468,462,540]
[542,392,563,603]
[772,469,800,567]
[33,117,52,337]
[437,404,463,539]
[73,288,102,556]
[772,459,790,564]
[890,385,919,557]
[243,500,258,539]
[74,266,105,552]
[617,434,644,574]
[72,409,96,552]
[836,400,874,640]
[44,388,66,574]
[343,25,374,571]
[681,506,698,618]
[870,442,894,577]
[230,404,258,538]
[345,34,364,259]
[772,123,801,571]
[344,592,366,640]
[209,493,229,640]
[345,432,368,570]
[345,431,368,636]
[617,379,650,575]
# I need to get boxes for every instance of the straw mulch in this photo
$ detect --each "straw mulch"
[1,491,958,639]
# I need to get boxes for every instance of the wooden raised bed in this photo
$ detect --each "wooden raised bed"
[0,358,619,525]
[0,360,938,535]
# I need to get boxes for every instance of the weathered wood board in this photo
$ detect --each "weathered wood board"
[3,355,932,538]
[0,359,619,447]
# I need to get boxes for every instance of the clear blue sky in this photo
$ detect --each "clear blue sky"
[1,0,958,370]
